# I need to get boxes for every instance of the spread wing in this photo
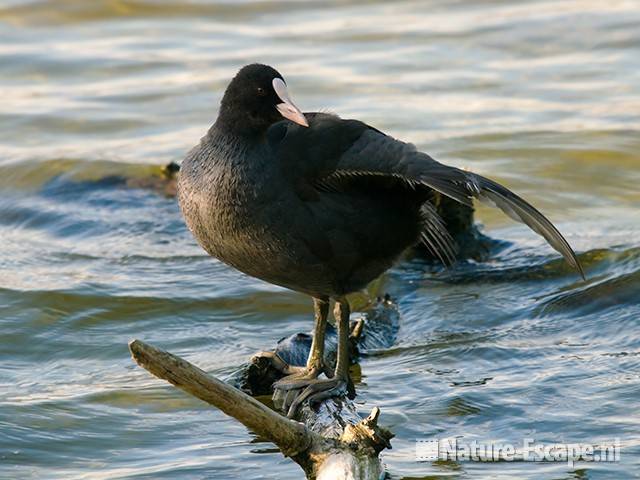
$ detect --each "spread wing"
[323,125,585,278]
[271,113,584,278]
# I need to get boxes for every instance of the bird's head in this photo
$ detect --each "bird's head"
[217,64,308,137]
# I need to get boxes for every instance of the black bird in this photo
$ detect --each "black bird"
[178,64,584,416]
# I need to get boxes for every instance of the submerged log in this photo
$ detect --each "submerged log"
[129,297,398,479]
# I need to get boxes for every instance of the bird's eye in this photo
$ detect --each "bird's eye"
[256,87,267,97]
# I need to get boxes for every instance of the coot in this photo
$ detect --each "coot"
[178,64,584,417]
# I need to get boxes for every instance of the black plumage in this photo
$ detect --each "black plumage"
[177,64,584,415]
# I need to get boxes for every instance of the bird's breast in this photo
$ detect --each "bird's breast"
[178,143,294,271]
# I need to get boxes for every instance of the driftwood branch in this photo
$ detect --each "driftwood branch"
[128,340,313,457]
[129,297,398,479]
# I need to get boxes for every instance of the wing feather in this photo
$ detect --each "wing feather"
[328,128,585,278]
[419,201,458,266]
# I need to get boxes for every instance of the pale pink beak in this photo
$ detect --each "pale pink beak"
[273,78,309,127]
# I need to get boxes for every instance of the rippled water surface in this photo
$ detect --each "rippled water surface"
[1,1,640,479]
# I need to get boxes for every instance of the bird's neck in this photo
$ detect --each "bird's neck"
[213,106,269,141]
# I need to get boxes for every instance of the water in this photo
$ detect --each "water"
[1,1,639,478]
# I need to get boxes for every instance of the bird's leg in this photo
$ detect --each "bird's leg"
[305,296,330,376]
[272,297,329,391]
[282,297,352,418]
[333,298,351,382]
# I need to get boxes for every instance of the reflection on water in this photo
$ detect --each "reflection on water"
[1,1,639,479]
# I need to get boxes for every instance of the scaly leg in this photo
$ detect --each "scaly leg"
[282,297,352,418]
[273,296,329,391]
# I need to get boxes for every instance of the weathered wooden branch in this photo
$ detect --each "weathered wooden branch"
[129,340,313,457]
[129,297,398,479]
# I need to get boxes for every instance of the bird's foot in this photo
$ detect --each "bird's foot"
[272,365,324,391]
[272,367,323,416]
[273,375,350,418]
